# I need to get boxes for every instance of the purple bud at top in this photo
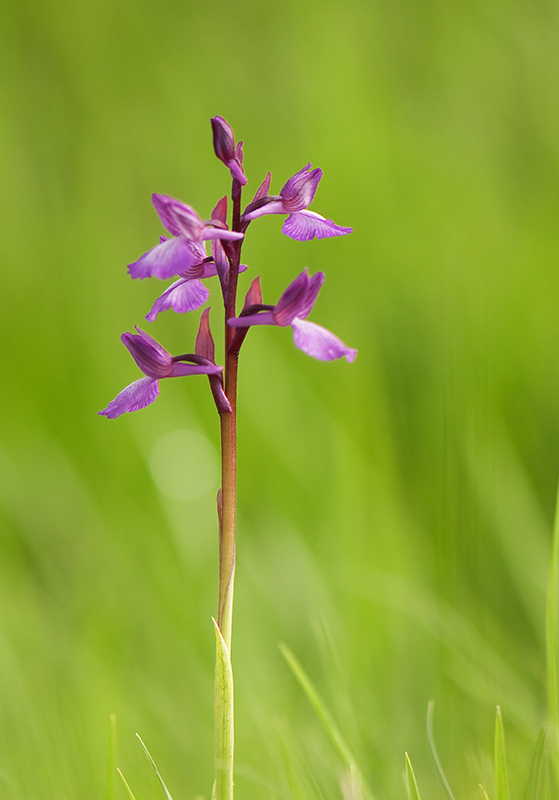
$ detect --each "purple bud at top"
[210,116,247,186]
[211,116,236,163]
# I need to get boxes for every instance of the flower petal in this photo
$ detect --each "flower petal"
[290,318,357,362]
[99,377,160,418]
[273,270,310,326]
[298,270,325,320]
[152,194,202,238]
[128,236,207,280]
[280,164,322,211]
[282,210,353,241]
[145,279,210,322]
[122,328,172,378]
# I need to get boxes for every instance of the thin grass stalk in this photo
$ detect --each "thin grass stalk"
[546,479,559,785]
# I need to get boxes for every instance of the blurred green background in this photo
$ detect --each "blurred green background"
[1,0,559,797]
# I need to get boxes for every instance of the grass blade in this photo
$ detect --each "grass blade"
[279,642,375,800]
[136,733,174,800]
[494,706,509,800]
[526,728,548,800]
[526,727,556,800]
[547,479,559,779]
[107,714,116,800]
[426,701,456,800]
[479,786,491,800]
[117,768,139,800]
[404,752,422,800]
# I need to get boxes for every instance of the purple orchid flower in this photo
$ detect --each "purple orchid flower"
[128,196,246,321]
[99,327,224,419]
[128,194,243,282]
[241,165,352,241]
[228,268,357,362]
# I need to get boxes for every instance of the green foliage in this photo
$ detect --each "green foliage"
[2,0,559,797]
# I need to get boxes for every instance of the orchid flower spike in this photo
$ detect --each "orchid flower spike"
[211,116,247,186]
[228,269,357,362]
[99,327,223,419]
[241,164,353,241]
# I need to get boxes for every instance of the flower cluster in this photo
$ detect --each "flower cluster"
[100,116,356,418]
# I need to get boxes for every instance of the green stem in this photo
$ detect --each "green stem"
[218,379,237,649]
[213,180,242,800]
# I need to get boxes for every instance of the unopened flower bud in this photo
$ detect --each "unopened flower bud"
[211,116,236,164]
[210,116,247,185]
